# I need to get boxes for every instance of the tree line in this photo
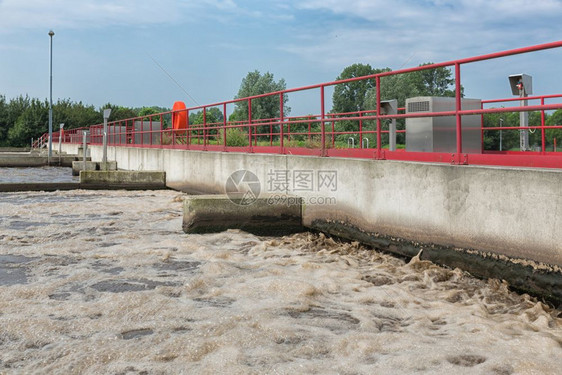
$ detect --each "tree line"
[0,95,168,147]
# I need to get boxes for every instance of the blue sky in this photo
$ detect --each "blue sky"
[1,0,562,117]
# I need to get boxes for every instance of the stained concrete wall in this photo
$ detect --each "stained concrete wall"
[60,143,562,269]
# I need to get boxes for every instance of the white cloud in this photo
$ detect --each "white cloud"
[0,0,183,32]
[284,0,562,70]
[297,0,562,23]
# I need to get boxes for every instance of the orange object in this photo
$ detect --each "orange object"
[172,101,187,130]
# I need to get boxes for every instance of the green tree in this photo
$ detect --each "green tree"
[7,98,48,147]
[138,107,159,119]
[231,70,289,123]
[100,103,137,122]
[482,111,518,151]
[0,95,8,146]
[190,107,224,125]
[1,95,31,146]
[413,63,456,97]
[190,107,224,139]
[53,99,102,130]
[332,64,388,114]
[546,109,562,150]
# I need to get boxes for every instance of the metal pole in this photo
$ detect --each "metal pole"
[320,85,326,156]
[520,91,529,151]
[48,30,54,162]
[82,131,88,171]
[541,97,546,153]
[58,124,63,164]
[279,94,284,152]
[389,118,397,151]
[499,118,503,151]
[103,117,108,163]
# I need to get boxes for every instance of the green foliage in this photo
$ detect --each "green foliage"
[54,99,102,130]
[331,63,459,147]
[231,70,290,125]
[287,115,320,141]
[7,98,48,147]
[0,95,31,146]
[100,103,137,122]
[138,107,160,119]
[483,110,548,151]
[0,94,170,147]
[332,63,388,114]
[482,111,519,151]
[414,63,456,97]
[189,107,224,125]
[219,127,248,147]
[546,109,562,149]
[363,63,458,110]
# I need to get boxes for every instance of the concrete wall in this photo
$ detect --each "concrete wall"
[61,143,562,270]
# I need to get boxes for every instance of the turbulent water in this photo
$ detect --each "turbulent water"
[0,167,78,183]
[0,186,561,373]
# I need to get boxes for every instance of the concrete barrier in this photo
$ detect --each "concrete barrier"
[183,194,303,235]
[71,161,116,175]
[0,153,80,167]
[99,161,118,171]
[72,161,97,175]
[79,170,166,190]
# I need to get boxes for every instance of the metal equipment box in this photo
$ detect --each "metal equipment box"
[405,97,482,153]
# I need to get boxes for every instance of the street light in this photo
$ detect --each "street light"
[48,30,55,162]
[102,108,112,164]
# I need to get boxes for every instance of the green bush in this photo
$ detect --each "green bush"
[220,127,249,147]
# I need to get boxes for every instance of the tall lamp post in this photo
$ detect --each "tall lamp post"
[48,30,55,162]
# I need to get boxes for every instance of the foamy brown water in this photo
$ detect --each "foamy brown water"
[0,189,561,374]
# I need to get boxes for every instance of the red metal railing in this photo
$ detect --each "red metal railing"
[38,41,562,169]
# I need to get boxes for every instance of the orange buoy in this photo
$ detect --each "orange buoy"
[172,101,187,130]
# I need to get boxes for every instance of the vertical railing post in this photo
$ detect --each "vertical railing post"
[375,76,382,159]
[328,115,336,148]
[480,102,484,152]
[248,99,253,152]
[140,118,144,148]
[454,62,464,164]
[321,85,326,156]
[159,115,163,148]
[308,116,312,143]
[222,104,227,150]
[541,97,546,153]
[203,107,207,150]
[149,116,153,146]
[186,109,190,149]
[279,94,284,153]
[359,111,363,149]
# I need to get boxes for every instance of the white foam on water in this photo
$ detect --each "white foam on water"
[0,190,561,374]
